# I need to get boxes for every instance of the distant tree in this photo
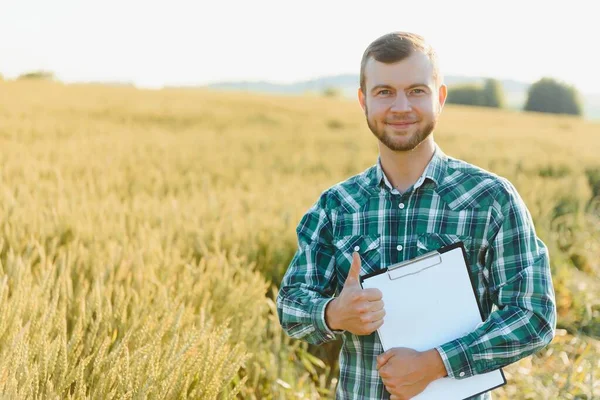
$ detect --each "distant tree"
[17,70,55,81]
[482,78,505,108]
[322,86,342,98]
[446,84,485,106]
[524,78,583,116]
[447,79,505,109]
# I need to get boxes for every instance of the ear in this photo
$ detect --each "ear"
[358,87,367,112]
[438,84,448,109]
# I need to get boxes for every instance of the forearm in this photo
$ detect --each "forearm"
[276,195,341,345]
[437,281,556,378]
[437,189,558,379]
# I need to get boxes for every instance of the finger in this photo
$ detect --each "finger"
[366,299,384,312]
[345,252,362,285]
[362,288,383,301]
[365,308,386,323]
[357,300,384,315]
[364,318,384,336]
[377,349,395,368]
[361,309,385,325]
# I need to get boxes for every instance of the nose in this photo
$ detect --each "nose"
[390,93,411,112]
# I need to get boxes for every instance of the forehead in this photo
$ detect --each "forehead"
[363,52,435,90]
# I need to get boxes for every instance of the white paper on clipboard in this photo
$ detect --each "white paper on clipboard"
[360,242,506,400]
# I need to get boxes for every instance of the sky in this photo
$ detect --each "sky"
[1,0,599,94]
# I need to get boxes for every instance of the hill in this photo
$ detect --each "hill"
[206,74,600,120]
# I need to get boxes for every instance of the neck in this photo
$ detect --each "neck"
[379,138,435,193]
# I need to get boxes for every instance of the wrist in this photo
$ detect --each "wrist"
[325,298,341,331]
[422,348,448,381]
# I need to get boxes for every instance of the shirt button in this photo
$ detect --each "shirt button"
[354,245,360,251]
[459,372,465,377]
[398,203,405,209]
[396,245,403,251]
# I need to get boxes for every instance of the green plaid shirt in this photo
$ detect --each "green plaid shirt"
[277,144,556,400]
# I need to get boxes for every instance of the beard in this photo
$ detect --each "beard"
[365,106,436,152]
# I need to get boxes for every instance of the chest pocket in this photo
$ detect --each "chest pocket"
[416,233,483,276]
[417,233,473,255]
[333,235,381,279]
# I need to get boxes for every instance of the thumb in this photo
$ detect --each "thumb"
[345,252,362,286]
[376,350,395,369]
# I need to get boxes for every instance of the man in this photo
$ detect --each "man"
[276,31,556,399]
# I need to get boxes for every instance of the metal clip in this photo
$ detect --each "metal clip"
[387,250,442,280]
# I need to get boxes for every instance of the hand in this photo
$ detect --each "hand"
[325,252,385,335]
[377,348,447,399]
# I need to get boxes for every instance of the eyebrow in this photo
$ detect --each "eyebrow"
[370,83,430,93]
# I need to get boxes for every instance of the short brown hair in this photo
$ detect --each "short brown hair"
[359,32,441,93]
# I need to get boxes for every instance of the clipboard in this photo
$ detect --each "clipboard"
[359,241,506,400]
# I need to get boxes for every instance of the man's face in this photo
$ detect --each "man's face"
[358,52,447,152]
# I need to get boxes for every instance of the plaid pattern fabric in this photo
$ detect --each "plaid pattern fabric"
[276,144,557,400]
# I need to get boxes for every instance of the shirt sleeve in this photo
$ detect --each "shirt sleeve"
[276,194,343,345]
[436,179,557,379]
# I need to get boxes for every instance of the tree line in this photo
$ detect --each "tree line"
[446,77,583,116]
[5,70,584,117]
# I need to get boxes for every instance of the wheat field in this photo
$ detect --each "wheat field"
[0,80,599,399]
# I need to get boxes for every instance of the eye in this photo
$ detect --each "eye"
[376,89,392,96]
[410,88,426,95]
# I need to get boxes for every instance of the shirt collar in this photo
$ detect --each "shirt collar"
[370,143,448,192]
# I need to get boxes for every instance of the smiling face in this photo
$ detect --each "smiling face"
[358,51,447,152]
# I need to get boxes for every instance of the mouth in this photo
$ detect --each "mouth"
[386,121,416,128]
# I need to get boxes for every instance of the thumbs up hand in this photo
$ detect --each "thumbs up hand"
[325,252,386,335]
